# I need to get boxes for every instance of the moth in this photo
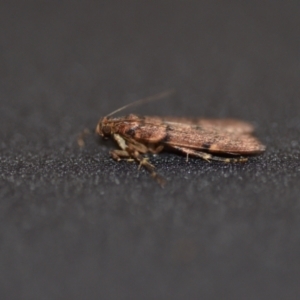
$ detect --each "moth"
[92,91,266,186]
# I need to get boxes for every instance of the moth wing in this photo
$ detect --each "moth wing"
[162,123,265,155]
[161,117,254,134]
[119,116,265,155]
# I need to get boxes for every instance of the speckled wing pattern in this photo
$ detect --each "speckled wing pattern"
[126,116,266,155]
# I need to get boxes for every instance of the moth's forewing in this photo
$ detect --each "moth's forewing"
[118,116,265,155]
[163,128,266,155]
[160,117,254,134]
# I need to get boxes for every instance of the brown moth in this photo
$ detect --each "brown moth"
[94,91,266,187]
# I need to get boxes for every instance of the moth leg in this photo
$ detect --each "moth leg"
[137,157,155,170]
[110,150,134,162]
[113,134,166,187]
[172,146,248,163]
[138,155,166,187]
[115,134,155,169]
[113,134,128,151]
[148,145,164,154]
[126,149,166,187]
[77,128,91,147]
[123,136,149,154]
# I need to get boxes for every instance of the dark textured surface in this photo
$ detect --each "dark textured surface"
[1,1,300,299]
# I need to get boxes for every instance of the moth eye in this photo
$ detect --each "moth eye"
[102,125,111,136]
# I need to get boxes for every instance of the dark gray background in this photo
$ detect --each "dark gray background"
[1,1,300,299]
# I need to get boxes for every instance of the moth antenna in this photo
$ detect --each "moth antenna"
[106,89,175,117]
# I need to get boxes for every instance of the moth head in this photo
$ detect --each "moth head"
[95,90,175,138]
[96,117,113,138]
